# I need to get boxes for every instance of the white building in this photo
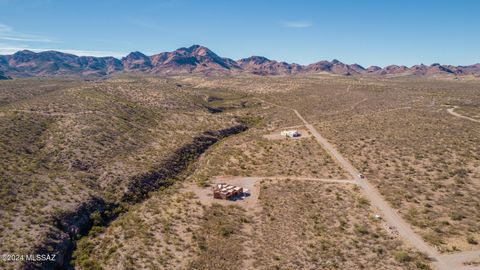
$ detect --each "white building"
[280,130,300,138]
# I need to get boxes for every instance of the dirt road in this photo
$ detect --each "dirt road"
[447,106,480,123]
[247,176,354,184]
[440,251,480,270]
[289,104,480,270]
[203,97,479,269]
[293,109,443,260]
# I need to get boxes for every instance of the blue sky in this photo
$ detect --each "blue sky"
[0,0,478,66]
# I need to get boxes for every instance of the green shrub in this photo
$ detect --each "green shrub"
[220,226,235,237]
[394,250,411,263]
[73,238,104,270]
[415,261,430,270]
[354,224,369,235]
[88,226,105,237]
[78,259,104,270]
[90,211,103,226]
[467,236,478,245]
[450,212,465,221]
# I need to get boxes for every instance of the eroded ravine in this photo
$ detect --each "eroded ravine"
[25,124,248,270]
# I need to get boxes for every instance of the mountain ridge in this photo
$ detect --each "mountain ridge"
[0,45,479,78]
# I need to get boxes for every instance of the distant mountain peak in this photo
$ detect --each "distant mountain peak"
[187,44,209,51]
[174,45,215,57]
[122,51,152,71]
[186,44,205,51]
[146,45,240,74]
[124,51,149,59]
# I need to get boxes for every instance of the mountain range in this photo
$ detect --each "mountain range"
[0,45,479,78]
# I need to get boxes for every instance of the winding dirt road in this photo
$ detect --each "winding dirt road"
[447,106,480,123]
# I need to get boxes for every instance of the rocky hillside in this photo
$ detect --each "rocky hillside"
[237,56,303,75]
[148,45,240,75]
[0,70,10,79]
[0,50,122,77]
[0,45,479,78]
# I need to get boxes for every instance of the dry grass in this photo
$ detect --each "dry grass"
[186,75,480,253]
[316,106,480,252]
[75,184,249,270]
[74,185,203,270]
[2,75,479,269]
[0,77,242,269]
[236,76,480,253]
[187,204,248,270]
[82,179,431,270]
[191,131,347,184]
[189,102,347,186]
[456,106,480,121]
[251,179,431,270]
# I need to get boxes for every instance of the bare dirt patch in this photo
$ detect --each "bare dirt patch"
[186,176,260,209]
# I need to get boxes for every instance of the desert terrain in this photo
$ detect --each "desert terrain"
[1,75,479,270]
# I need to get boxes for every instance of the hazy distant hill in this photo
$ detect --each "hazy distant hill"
[0,45,479,78]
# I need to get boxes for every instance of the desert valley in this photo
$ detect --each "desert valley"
[1,2,480,268]
[1,44,479,270]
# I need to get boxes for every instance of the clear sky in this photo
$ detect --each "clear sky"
[0,0,478,67]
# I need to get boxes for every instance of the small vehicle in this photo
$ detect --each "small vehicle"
[358,174,365,179]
